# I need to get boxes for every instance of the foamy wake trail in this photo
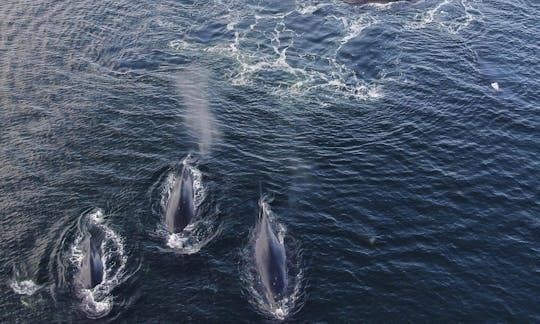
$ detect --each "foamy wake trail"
[241,197,304,320]
[166,0,384,101]
[407,0,482,34]
[176,65,220,156]
[70,208,127,318]
[209,14,381,100]
[160,156,219,254]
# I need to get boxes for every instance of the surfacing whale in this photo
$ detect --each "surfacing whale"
[165,164,195,233]
[254,199,287,304]
[81,232,104,289]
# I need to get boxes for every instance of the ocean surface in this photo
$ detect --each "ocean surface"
[1,0,539,322]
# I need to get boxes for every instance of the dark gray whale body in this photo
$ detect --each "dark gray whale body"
[81,232,104,289]
[165,165,195,233]
[254,201,287,304]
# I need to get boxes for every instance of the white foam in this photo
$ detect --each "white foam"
[165,224,200,253]
[226,12,241,31]
[166,232,190,249]
[10,279,41,296]
[163,216,220,254]
[199,6,384,101]
[183,158,206,208]
[80,289,112,317]
[160,159,220,254]
[89,209,105,224]
[70,234,84,266]
[169,39,197,51]
[297,3,326,15]
[409,0,451,29]
[408,0,482,34]
[155,19,176,29]
[161,171,177,210]
[338,15,375,47]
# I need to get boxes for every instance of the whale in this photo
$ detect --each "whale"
[165,164,195,233]
[343,0,412,4]
[81,231,104,289]
[254,199,287,304]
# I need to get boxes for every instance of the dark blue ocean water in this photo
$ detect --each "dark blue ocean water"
[1,0,539,322]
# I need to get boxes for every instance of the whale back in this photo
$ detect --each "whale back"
[255,202,287,303]
[81,231,104,289]
[166,165,195,233]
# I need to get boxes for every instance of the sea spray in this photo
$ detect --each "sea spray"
[175,65,220,156]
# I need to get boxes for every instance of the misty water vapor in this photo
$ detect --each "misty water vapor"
[176,65,219,156]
